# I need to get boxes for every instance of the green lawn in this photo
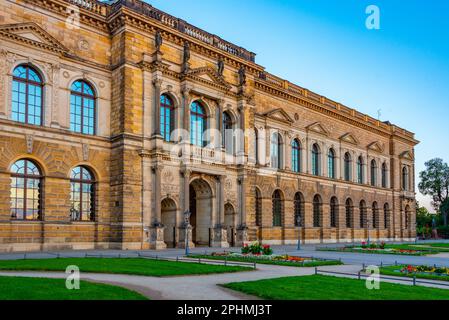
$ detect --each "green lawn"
[0,276,147,300]
[189,255,342,267]
[380,265,449,282]
[0,258,250,277]
[223,275,449,300]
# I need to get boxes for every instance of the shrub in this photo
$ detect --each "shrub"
[361,242,367,249]
[369,243,378,249]
[379,241,386,249]
[262,245,273,256]
[241,244,250,254]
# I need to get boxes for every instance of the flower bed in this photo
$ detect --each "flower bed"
[191,242,343,267]
[318,242,432,256]
[380,264,449,282]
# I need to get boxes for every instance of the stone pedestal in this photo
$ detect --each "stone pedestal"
[177,226,195,249]
[210,225,229,248]
[148,225,167,250]
[236,225,249,246]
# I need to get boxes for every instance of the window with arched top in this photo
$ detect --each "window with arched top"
[70,166,95,221]
[70,80,96,135]
[313,195,322,227]
[272,190,284,227]
[330,197,338,228]
[372,202,379,229]
[402,166,409,191]
[270,133,282,169]
[381,162,388,188]
[160,94,174,142]
[312,144,320,176]
[359,200,367,228]
[291,139,301,173]
[344,152,352,181]
[384,203,390,229]
[222,111,234,154]
[328,148,336,179]
[10,159,43,220]
[294,192,304,227]
[345,198,353,228]
[12,65,43,126]
[190,101,207,147]
[255,188,262,227]
[272,190,283,227]
[357,156,364,184]
[370,160,377,186]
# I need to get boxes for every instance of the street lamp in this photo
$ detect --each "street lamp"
[296,215,301,251]
[367,213,371,247]
[184,210,191,256]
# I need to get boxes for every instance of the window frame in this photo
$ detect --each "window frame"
[328,148,336,179]
[12,65,44,126]
[312,144,320,176]
[70,166,96,222]
[10,159,43,221]
[344,152,351,181]
[160,94,175,142]
[291,139,301,173]
[370,159,377,186]
[70,80,96,135]
[272,190,283,227]
[190,101,207,147]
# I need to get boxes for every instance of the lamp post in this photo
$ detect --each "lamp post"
[296,215,301,251]
[367,213,371,247]
[184,210,191,256]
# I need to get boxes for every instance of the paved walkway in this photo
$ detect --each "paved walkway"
[0,264,361,300]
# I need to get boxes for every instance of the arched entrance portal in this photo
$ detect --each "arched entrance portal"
[189,179,213,246]
[224,203,236,247]
[161,198,177,248]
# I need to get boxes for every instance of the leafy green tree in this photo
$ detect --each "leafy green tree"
[418,158,449,226]
[415,203,432,238]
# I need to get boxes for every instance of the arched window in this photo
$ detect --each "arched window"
[384,203,390,229]
[313,195,322,227]
[70,80,96,135]
[312,144,320,176]
[372,202,378,229]
[272,190,283,227]
[160,94,174,142]
[402,166,409,191]
[70,166,95,221]
[12,65,43,126]
[357,156,364,184]
[370,160,377,186]
[359,200,366,228]
[222,112,233,154]
[345,198,353,228]
[270,133,282,169]
[330,197,338,228]
[344,152,352,181]
[291,139,301,173]
[294,192,304,227]
[10,159,42,220]
[381,162,388,188]
[328,148,336,179]
[255,188,262,227]
[190,101,207,147]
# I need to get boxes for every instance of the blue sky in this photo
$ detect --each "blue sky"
[146,0,449,212]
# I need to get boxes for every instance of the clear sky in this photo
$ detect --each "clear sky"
[145,0,449,212]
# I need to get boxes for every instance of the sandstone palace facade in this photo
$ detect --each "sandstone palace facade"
[0,0,418,252]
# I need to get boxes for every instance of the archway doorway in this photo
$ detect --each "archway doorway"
[224,203,236,247]
[161,198,177,248]
[189,179,213,246]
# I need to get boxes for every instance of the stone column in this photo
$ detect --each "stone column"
[181,85,191,142]
[218,175,226,225]
[217,99,224,150]
[178,169,194,249]
[236,176,248,246]
[152,78,163,137]
[182,169,191,213]
[149,163,166,249]
[211,175,228,247]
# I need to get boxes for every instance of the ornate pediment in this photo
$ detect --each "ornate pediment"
[340,133,359,145]
[263,108,294,124]
[400,150,414,161]
[367,141,384,153]
[186,66,231,90]
[307,122,329,136]
[0,23,69,55]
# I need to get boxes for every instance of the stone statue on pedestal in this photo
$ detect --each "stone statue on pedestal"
[217,57,224,77]
[238,66,246,86]
[155,30,163,52]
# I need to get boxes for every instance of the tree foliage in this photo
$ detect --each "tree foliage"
[418,158,449,225]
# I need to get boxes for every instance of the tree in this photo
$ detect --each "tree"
[418,158,449,226]
[415,203,432,238]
